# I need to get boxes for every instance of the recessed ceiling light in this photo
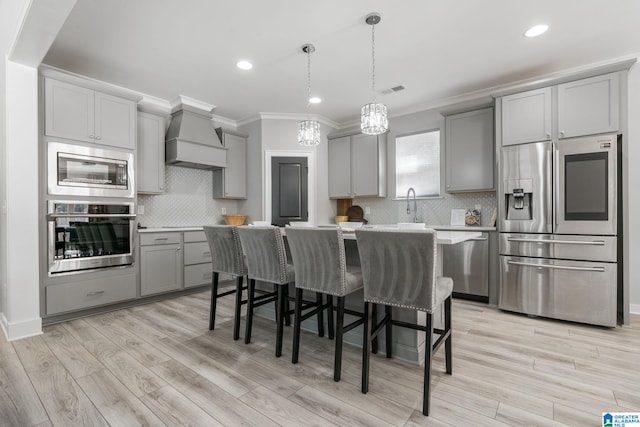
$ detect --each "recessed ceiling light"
[236,60,253,70]
[309,97,322,104]
[524,24,549,38]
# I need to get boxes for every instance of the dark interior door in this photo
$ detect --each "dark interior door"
[271,157,308,226]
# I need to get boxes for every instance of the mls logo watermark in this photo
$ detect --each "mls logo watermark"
[603,412,640,427]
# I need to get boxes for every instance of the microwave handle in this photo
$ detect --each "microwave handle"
[48,213,137,220]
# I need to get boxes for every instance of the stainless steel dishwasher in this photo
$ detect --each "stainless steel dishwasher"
[442,232,489,302]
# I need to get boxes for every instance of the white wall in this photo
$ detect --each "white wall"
[627,64,640,314]
[1,61,42,340]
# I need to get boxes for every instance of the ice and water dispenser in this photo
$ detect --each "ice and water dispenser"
[505,179,533,221]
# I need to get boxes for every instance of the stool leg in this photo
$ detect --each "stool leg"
[316,292,325,338]
[233,275,244,340]
[361,301,372,394]
[334,296,345,382]
[385,305,393,358]
[244,279,255,344]
[292,288,303,364]
[371,303,378,354]
[445,295,453,375]
[423,312,433,416]
[275,284,285,357]
[209,272,219,331]
[326,295,334,340]
[285,284,291,326]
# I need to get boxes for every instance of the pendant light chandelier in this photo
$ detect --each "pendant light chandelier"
[361,12,388,135]
[298,43,321,146]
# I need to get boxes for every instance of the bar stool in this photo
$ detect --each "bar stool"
[237,226,295,357]
[355,228,453,416]
[203,225,247,340]
[286,227,365,381]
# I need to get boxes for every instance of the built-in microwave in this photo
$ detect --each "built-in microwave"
[48,142,135,198]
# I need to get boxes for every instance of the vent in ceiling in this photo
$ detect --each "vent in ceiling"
[381,85,406,95]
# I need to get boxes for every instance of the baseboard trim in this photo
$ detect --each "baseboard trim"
[630,303,640,315]
[0,313,42,341]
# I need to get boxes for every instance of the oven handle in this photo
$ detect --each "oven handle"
[48,213,137,220]
[506,260,605,272]
[507,237,605,246]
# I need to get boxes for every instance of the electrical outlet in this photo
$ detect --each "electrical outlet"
[221,207,227,215]
[138,205,145,215]
[365,206,371,214]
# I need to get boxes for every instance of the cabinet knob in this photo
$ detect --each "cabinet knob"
[546,133,551,139]
[559,131,565,137]
[96,135,102,140]
[89,134,94,139]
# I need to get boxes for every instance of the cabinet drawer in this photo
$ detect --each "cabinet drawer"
[46,274,136,315]
[184,230,206,243]
[140,232,180,246]
[185,263,213,288]
[184,241,212,265]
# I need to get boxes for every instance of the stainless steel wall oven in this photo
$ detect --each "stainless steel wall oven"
[47,201,136,274]
[498,133,621,327]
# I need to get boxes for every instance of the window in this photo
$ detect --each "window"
[395,130,440,198]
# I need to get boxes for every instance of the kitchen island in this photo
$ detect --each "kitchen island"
[141,225,481,365]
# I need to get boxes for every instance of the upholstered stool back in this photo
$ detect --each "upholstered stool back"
[203,225,247,277]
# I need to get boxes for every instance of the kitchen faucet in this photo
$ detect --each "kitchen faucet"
[406,187,418,222]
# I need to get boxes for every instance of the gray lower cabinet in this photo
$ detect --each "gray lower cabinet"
[46,268,137,316]
[328,132,386,198]
[213,128,247,199]
[183,231,213,288]
[140,232,182,296]
[445,107,494,192]
[137,111,166,194]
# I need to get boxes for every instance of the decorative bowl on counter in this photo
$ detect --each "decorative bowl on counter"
[223,214,247,225]
[335,215,348,223]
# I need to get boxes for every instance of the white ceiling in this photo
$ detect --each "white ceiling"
[42,0,640,126]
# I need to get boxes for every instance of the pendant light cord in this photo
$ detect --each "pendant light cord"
[371,23,377,103]
[307,48,312,115]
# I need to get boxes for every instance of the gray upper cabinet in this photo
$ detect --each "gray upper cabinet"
[137,111,166,194]
[328,136,352,198]
[500,72,620,146]
[445,107,494,192]
[557,72,619,139]
[45,77,136,149]
[328,133,386,199]
[501,87,552,146]
[213,128,247,199]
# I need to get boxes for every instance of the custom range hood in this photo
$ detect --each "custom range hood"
[165,96,227,169]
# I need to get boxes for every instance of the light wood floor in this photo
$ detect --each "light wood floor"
[1,285,639,427]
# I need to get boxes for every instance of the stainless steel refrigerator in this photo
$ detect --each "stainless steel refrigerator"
[498,133,621,327]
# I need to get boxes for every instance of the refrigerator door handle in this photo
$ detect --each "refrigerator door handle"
[506,260,605,272]
[506,237,605,246]
[547,147,553,231]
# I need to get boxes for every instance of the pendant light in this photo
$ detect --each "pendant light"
[298,43,321,146]
[361,12,388,135]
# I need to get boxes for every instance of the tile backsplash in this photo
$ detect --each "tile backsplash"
[355,191,497,226]
[137,166,237,228]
